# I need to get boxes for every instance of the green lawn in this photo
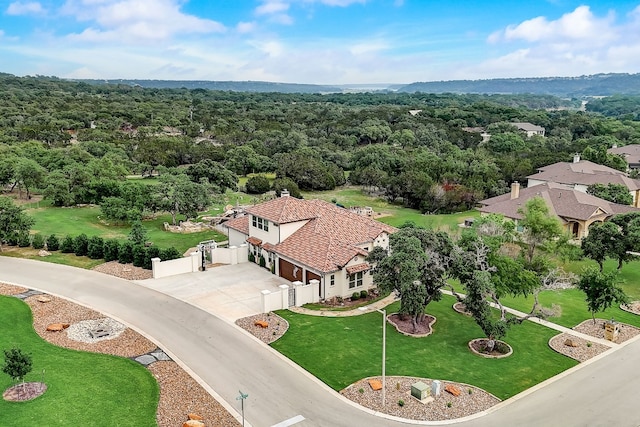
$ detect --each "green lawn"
[302,187,480,233]
[26,205,225,253]
[272,295,577,400]
[0,296,158,426]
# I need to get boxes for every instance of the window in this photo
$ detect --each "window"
[252,216,269,231]
[348,271,363,289]
[330,274,335,287]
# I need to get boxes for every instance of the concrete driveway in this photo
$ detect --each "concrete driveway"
[134,263,291,322]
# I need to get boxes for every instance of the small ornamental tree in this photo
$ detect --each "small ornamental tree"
[118,241,134,264]
[128,220,148,246]
[2,347,32,384]
[60,235,75,253]
[103,239,120,262]
[578,267,628,324]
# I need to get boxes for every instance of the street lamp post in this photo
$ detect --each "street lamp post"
[359,306,386,407]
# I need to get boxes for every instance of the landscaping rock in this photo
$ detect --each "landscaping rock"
[368,379,382,391]
[188,413,204,421]
[36,295,52,303]
[38,250,51,257]
[564,338,578,347]
[183,420,205,427]
[254,320,269,328]
[46,323,70,332]
[445,385,461,397]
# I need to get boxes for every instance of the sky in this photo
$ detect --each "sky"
[1,0,640,84]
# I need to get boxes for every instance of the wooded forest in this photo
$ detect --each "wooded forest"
[1,73,640,221]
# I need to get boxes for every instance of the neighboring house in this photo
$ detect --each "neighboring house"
[478,182,640,239]
[608,144,640,170]
[224,194,397,300]
[527,154,640,207]
[509,122,546,137]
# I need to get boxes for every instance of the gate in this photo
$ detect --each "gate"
[288,285,296,307]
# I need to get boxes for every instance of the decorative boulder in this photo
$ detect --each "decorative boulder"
[36,295,52,303]
[46,323,70,332]
[188,414,204,421]
[564,339,578,347]
[38,250,51,257]
[368,379,382,391]
[445,384,461,397]
[183,421,205,427]
[254,320,268,328]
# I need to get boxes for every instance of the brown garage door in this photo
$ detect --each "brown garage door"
[279,259,303,282]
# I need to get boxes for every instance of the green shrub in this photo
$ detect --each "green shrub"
[118,241,134,264]
[45,234,60,251]
[352,292,360,301]
[249,253,255,263]
[31,233,45,250]
[6,233,19,246]
[398,399,405,407]
[259,255,266,268]
[358,388,364,394]
[132,244,147,268]
[73,233,89,256]
[246,175,271,194]
[159,247,181,261]
[17,232,31,247]
[144,246,161,270]
[447,402,452,408]
[60,235,75,253]
[360,290,368,299]
[103,239,120,262]
[87,236,104,259]
[271,263,275,274]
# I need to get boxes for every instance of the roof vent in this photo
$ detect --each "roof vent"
[281,189,290,197]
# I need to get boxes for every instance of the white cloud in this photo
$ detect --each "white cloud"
[236,22,256,34]
[6,1,45,15]
[491,6,617,45]
[255,1,289,16]
[59,0,225,43]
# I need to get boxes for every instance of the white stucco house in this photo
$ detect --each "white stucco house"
[224,194,397,300]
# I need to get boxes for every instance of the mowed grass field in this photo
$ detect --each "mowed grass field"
[0,296,159,426]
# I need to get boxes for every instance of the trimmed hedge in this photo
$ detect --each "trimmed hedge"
[46,234,60,251]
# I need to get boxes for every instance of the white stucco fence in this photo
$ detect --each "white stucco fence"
[151,244,249,279]
[260,279,320,313]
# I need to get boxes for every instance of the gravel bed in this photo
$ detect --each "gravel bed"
[573,318,640,343]
[341,376,500,421]
[0,284,240,427]
[149,361,239,427]
[235,312,289,344]
[91,261,153,280]
[548,333,611,362]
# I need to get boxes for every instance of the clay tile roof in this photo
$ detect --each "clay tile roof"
[346,262,371,275]
[245,196,317,224]
[264,198,396,273]
[246,237,262,246]
[224,216,249,235]
[479,182,640,221]
[528,160,640,191]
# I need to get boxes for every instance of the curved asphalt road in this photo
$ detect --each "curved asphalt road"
[2,257,640,427]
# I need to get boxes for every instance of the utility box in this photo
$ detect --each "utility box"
[604,320,620,342]
[411,381,430,400]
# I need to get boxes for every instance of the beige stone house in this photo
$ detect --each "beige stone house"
[526,154,640,207]
[510,122,546,137]
[478,182,639,239]
[224,195,396,300]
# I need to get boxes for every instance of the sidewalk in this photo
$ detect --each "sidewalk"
[288,290,616,347]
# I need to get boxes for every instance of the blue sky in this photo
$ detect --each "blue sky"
[1,0,639,84]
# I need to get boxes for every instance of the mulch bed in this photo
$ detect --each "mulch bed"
[2,382,47,401]
[387,313,436,337]
[468,339,513,358]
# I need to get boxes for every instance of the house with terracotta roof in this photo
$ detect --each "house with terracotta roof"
[478,182,640,239]
[608,144,640,170]
[224,194,397,300]
[526,154,640,208]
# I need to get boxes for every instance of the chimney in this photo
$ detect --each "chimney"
[281,189,290,197]
[573,153,581,163]
[612,144,618,149]
[510,182,520,200]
